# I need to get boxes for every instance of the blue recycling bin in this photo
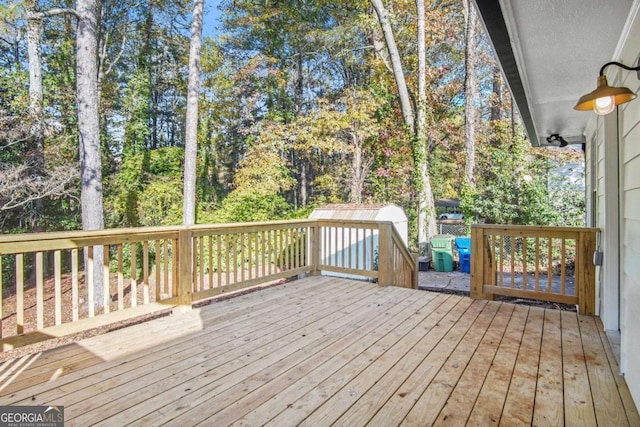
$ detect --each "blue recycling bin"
[455,236,472,273]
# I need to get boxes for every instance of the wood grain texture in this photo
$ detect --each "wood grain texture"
[0,277,636,427]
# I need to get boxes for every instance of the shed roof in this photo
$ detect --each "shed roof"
[309,203,406,221]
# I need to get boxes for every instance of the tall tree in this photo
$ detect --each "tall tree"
[77,0,104,306]
[370,0,437,247]
[463,0,479,187]
[182,0,204,225]
[25,3,78,230]
[370,0,414,132]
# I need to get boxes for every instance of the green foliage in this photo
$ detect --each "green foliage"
[461,120,585,227]
[106,147,185,228]
[136,176,184,226]
[147,147,185,178]
[0,0,587,238]
[212,191,292,223]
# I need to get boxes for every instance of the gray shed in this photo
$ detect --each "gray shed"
[309,203,408,244]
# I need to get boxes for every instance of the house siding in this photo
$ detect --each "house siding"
[583,2,640,405]
[614,5,640,405]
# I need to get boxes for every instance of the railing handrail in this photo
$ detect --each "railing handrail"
[0,219,396,248]
[471,224,600,233]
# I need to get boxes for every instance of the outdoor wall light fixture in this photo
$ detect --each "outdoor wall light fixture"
[574,59,640,115]
[547,133,568,147]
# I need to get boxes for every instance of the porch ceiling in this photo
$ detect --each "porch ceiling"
[474,0,633,147]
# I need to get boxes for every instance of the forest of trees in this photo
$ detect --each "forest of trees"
[0,0,584,252]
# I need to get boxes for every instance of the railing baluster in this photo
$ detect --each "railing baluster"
[163,239,169,298]
[198,236,204,291]
[72,249,79,321]
[561,238,566,295]
[233,234,239,284]
[499,235,504,287]
[522,238,528,291]
[348,226,353,269]
[289,228,294,270]
[143,241,149,304]
[16,253,24,334]
[87,246,94,318]
[355,228,360,270]
[155,240,161,301]
[172,238,179,297]
[36,251,44,329]
[240,233,245,283]
[547,238,553,293]
[117,244,124,310]
[261,231,266,277]
[534,237,540,291]
[289,229,295,270]
[510,236,515,288]
[217,234,222,287]
[208,235,213,290]
[130,243,137,308]
[103,245,111,313]
[225,234,230,286]
[54,250,62,325]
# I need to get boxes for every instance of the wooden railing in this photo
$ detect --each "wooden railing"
[313,220,417,289]
[0,219,416,350]
[470,225,599,315]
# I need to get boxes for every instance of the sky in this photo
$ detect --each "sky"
[203,0,223,38]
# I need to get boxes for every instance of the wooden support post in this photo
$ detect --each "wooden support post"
[175,227,193,313]
[378,222,393,286]
[412,253,419,289]
[578,230,597,316]
[471,226,495,300]
[470,226,484,300]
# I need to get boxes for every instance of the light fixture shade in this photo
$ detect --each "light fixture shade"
[574,75,637,112]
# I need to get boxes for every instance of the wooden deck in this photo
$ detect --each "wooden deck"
[0,276,637,426]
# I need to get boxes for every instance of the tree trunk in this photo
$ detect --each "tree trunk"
[182,0,204,225]
[490,65,502,121]
[77,0,104,307]
[370,0,414,132]
[463,0,479,188]
[26,8,45,231]
[415,0,437,248]
[349,133,365,204]
[300,159,308,207]
[371,0,437,247]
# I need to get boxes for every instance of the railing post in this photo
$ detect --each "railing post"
[310,222,320,276]
[578,230,597,315]
[378,222,393,286]
[412,253,419,289]
[471,226,495,300]
[470,226,484,300]
[175,226,193,313]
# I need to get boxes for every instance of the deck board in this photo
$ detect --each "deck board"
[532,308,564,426]
[499,306,544,426]
[0,276,637,426]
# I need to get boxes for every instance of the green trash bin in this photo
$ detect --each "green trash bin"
[430,234,455,272]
